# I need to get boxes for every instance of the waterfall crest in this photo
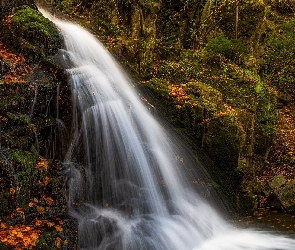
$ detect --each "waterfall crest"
[39,9,295,250]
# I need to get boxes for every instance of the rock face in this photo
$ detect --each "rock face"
[0,3,77,249]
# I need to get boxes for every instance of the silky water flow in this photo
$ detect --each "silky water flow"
[40,9,295,250]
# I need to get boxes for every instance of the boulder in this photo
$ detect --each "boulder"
[263,174,295,212]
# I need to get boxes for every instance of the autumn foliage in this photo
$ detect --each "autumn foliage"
[0,221,40,249]
[0,41,32,84]
[0,217,63,249]
[0,157,66,249]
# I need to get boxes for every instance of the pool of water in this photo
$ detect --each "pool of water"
[233,209,295,235]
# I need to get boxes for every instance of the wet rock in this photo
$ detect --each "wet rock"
[263,175,295,212]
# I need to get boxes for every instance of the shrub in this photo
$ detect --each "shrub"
[205,34,245,63]
[263,19,295,94]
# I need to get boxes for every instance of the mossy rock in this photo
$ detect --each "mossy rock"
[199,113,246,209]
[143,78,170,98]
[185,81,222,103]
[263,176,295,212]
[153,59,199,83]
[34,232,55,250]
[202,114,240,171]
[279,180,295,212]
[254,87,277,154]
[2,5,61,63]
[34,219,78,250]
[6,149,40,210]
[236,109,255,156]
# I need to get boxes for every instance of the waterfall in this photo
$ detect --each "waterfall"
[39,9,295,250]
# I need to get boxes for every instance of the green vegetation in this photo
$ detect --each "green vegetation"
[264,18,295,95]
[204,34,245,63]
[50,0,287,213]
[3,5,61,62]
[1,0,295,218]
[12,6,58,37]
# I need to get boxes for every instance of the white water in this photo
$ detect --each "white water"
[40,10,295,250]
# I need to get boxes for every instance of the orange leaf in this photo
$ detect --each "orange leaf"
[54,225,63,232]
[0,222,7,229]
[10,229,18,235]
[31,232,39,239]
[46,221,55,227]
[35,158,48,169]
[55,237,61,248]
[16,207,23,213]
[7,238,17,245]
[9,188,15,195]
[35,220,42,226]
[16,231,23,238]
[42,195,54,206]
[37,206,45,214]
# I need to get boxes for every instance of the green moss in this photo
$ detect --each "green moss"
[254,86,277,152]
[0,93,20,110]
[6,149,40,210]
[184,81,223,121]
[0,148,40,215]
[9,149,38,168]
[205,34,245,62]
[35,232,54,250]
[12,6,58,37]
[48,177,61,190]
[0,192,10,215]
[185,81,222,101]
[143,78,170,98]
[9,5,60,62]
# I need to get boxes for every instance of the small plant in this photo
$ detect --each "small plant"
[205,34,245,63]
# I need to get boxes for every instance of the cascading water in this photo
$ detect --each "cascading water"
[40,9,295,250]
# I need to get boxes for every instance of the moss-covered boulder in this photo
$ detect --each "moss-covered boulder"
[140,53,279,213]
[1,5,61,63]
